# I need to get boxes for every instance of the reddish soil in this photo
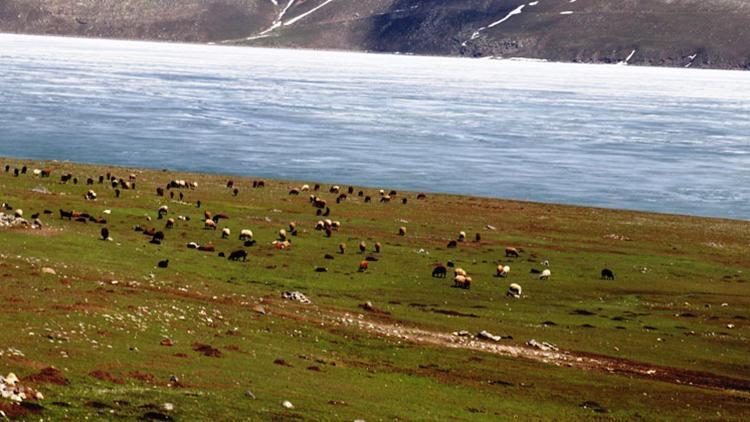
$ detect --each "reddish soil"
[191,343,223,358]
[25,367,69,386]
[89,370,124,384]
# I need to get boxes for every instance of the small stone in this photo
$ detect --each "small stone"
[163,403,174,411]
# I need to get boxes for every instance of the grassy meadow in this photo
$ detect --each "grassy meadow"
[0,158,748,420]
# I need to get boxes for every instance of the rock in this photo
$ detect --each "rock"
[163,403,174,411]
[282,291,311,304]
[282,400,294,409]
[527,339,559,351]
[41,267,56,275]
[452,330,472,337]
[477,330,510,342]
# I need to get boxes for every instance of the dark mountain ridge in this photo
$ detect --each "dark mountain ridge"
[1,0,749,69]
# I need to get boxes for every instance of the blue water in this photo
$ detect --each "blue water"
[1,34,749,220]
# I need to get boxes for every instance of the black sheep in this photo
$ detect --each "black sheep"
[158,259,169,268]
[101,227,109,240]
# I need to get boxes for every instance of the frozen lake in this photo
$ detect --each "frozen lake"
[1,34,749,219]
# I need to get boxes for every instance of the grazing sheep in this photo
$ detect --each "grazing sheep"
[301,184,310,192]
[315,221,325,231]
[232,188,239,196]
[158,260,169,269]
[359,241,366,253]
[402,198,408,205]
[398,226,407,236]
[59,209,73,220]
[222,228,231,239]
[204,219,217,230]
[82,189,95,201]
[539,269,551,280]
[239,229,254,241]
[227,180,234,188]
[331,221,341,230]
[496,265,511,278]
[339,243,346,254]
[454,268,467,277]
[507,283,522,298]
[315,266,328,272]
[278,229,288,241]
[14,209,23,218]
[447,240,458,248]
[289,189,300,196]
[364,196,372,203]
[165,218,175,229]
[313,198,327,209]
[432,265,447,278]
[314,184,320,191]
[601,269,615,280]
[380,195,391,203]
[322,207,330,217]
[453,275,470,289]
[289,222,298,235]
[41,169,52,178]
[158,205,169,219]
[348,186,354,194]
[417,193,427,200]
[374,242,382,253]
[100,227,110,241]
[151,231,165,244]
[542,260,550,267]
[358,261,369,272]
[330,185,340,194]
[115,189,121,198]
[324,254,334,260]
[505,247,520,258]
[458,231,466,242]
[198,243,215,252]
[212,213,229,223]
[358,191,364,197]
[273,240,291,250]
[86,178,94,185]
[187,242,200,249]
[228,250,248,261]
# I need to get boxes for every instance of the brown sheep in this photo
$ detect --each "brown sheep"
[358,261,369,272]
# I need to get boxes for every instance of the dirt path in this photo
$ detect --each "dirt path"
[265,299,750,395]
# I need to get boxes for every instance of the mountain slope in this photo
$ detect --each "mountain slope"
[1,0,749,69]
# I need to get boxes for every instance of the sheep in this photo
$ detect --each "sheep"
[322,207,331,217]
[339,243,346,254]
[453,275,470,289]
[14,209,23,218]
[313,198,327,209]
[158,259,169,269]
[432,265,447,278]
[239,229,254,241]
[379,189,385,196]
[228,250,248,261]
[359,241,366,253]
[475,233,481,242]
[204,219,217,230]
[157,205,169,219]
[601,269,615,280]
[314,184,320,191]
[358,261,369,272]
[198,243,215,252]
[507,283,522,298]
[115,189,121,198]
[496,265,511,278]
[100,227,110,241]
[86,178,94,186]
[539,269,551,280]
[348,186,354,194]
[226,180,234,188]
[380,195,391,203]
[165,218,175,229]
[331,221,342,231]
[364,196,372,203]
[447,240,458,248]
[278,229,288,241]
[289,222,298,236]
[505,247,520,258]
[454,268,467,277]
[398,226,407,236]
[542,260,550,267]
[222,228,231,239]
[186,242,200,249]
[233,188,239,197]
[401,197,408,205]
[289,189,300,196]
[301,184,310,192]
[330,185,340,194]
[273,240,291,250]
[458,231,467,242]
[315,221,325,231]
[374,242,382,253]
[151,231,165,244]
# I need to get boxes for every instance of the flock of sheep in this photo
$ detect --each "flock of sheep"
[2,163,616,300]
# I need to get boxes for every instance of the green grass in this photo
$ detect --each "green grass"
[0,158,749,420]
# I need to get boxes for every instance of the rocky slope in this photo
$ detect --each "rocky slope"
[1,0,749,69]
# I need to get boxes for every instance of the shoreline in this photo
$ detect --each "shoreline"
[2,31,747,73]
[2,155,746,224]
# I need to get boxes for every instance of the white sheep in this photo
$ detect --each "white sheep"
[507,283,522,298]
[239,229,254,241]
[187,242,200,249]
[301,184,310,192]
[14,209,23,218]
[497,265,510,277]
[222,228,231,239]
[458,231,467,241]
[454,268,467,277]
[85,190,97,200]
[279,229,288,240]
[539,269,551,280]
